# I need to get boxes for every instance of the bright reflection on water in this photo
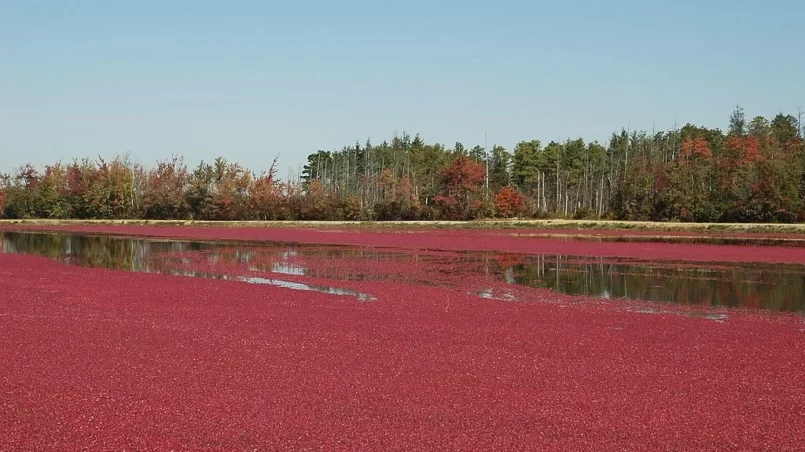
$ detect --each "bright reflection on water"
[1,231,804,312]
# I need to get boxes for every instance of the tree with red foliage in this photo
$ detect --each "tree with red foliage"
[494,186,527,218]
[744,136,761,164]
[434,155,486,219]
[717,133,765,221]
[723,135,762,169]
[667,134,718,221]
[680,136,712,161]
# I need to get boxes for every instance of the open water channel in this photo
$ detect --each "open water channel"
[1,230,803,312]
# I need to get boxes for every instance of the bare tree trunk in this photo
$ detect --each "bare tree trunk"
[555,166,559,213]
[542,171,547,213]
[536,172,541,212]
[599,175,604,216]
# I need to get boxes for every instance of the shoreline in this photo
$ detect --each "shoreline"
[4,218,805,234]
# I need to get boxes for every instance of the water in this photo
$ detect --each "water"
[0,231,377,302]
[509,232,805,247]
[1,230,803,312]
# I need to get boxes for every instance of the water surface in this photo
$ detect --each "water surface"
[1,230,803,312]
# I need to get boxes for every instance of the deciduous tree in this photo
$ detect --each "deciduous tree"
[434,155,486,220]
[494,186,526,218]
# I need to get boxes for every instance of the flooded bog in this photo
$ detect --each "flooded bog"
[2,230,803,312]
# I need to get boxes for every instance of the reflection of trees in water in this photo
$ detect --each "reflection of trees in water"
[509,256,805,312]
[2,231,803,312]
[1,232,202,272]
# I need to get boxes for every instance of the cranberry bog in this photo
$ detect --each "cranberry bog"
[1,225,804,451]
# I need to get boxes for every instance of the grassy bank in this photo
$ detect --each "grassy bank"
[3,218,805,234]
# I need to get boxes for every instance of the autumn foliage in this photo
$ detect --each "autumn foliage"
[494,186,526,218]
[434,155,486,220]
[1,107,803,222]
[724,135,762,165]
[680,136,712,162]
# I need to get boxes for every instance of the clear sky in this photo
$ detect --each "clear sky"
[1,0,803,177]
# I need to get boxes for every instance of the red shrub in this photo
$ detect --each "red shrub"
[494,186,526,218]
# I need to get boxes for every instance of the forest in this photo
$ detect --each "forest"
[1,106,803,223]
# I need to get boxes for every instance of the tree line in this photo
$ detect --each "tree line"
[1,106,803,222]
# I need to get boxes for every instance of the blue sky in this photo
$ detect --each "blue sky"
[1,0,803,177]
